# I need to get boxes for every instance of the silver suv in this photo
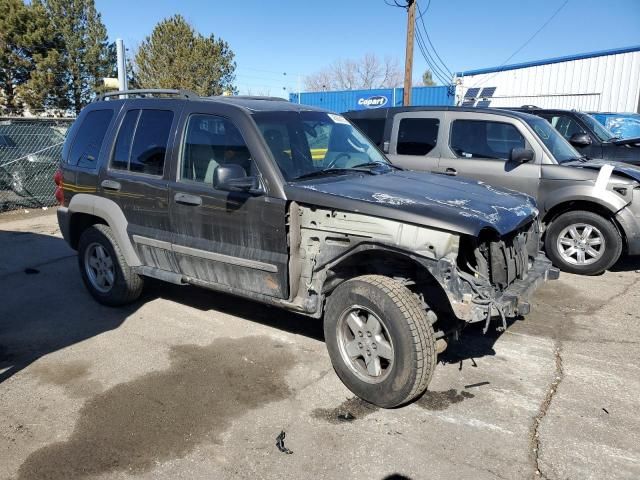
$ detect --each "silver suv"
[346,107,640,275]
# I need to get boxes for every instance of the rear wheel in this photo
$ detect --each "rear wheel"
[545,210,622,275]
[324,275,437,408]
[77,224,143,306]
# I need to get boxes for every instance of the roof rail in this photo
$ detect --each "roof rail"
[94,89,199,102]
[223,95,288,102]
[520,104,540,109]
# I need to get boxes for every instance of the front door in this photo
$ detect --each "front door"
[437,115,542,199]
[168,111,288,298]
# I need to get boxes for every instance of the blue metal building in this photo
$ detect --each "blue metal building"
[289,85,454,113]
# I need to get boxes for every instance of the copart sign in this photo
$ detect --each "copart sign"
[357,95,390,109]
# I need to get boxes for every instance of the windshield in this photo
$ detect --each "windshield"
[252,110,389,181]
[576,112,616,142]
[525,116,581,163]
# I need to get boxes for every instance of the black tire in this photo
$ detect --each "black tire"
[77,224,143,306]
[324,274,437,408]
[545,210,622,275]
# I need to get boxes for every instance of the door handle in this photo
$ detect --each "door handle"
[443,168,458,176]
[174,192,202,206]
[101,179,121,191]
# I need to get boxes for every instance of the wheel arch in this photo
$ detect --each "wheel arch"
[68,194,141,266]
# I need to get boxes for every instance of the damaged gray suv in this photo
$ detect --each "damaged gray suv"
[55,90,558,407]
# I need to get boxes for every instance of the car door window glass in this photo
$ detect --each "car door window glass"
[111,110,139,170]
[451,120,524,160]
[353,118,386,147]
[68,109,114,168]
[130,110,173,175]
[111,109,173,175]
[397,118,439,155]
[548,115,585,141]
[181,114,254,184]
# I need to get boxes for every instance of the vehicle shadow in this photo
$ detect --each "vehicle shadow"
[0,229,325,386]
[609,254,640,272]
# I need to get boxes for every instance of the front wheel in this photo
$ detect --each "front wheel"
[545,210,622,275]
[324,275,437,408]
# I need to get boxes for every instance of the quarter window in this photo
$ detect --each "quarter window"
[68,109,114,168]
[397,118,439,155]
[451,120,525,160]
[181,114,253,183]
[111,109,173,175]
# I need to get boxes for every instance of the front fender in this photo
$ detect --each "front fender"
[540,182,628,218]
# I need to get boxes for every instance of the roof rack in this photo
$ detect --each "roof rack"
[94,89,199,102]
[222,95,288,102]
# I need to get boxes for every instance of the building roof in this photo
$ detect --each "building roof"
[455,44,640,77]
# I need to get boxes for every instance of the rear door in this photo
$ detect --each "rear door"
[100,100,182,272]
[168,105,288,299]
[387,112,442,171]
[437,114,542,198]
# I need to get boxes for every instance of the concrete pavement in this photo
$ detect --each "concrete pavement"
[1,212,638,480]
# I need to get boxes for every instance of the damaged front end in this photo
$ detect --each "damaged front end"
[432,221,559,333]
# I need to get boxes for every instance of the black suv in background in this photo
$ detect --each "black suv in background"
[513,107,640,165]
[55,90,557,408]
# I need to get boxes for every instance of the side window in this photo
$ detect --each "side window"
[112,110,139,170]
[111,109,173,175]
[181,114,253,184]
[353,118,386,147]
[68,109,114,168]
[397,118,439,155]
[451,120,525,160]
[549,115,585,140]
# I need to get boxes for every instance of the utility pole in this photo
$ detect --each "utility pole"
[403,0,416,106]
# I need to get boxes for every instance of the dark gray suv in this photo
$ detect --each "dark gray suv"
[55,90,557,407]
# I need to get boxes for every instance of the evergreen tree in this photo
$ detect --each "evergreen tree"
[134,15,236,96]
[422,69,436,86]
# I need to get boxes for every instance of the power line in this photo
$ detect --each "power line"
[415,27,449,85]
[415,0,452,79]
[471,0,570,87]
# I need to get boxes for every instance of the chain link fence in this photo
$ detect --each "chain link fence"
[0,117,74,212]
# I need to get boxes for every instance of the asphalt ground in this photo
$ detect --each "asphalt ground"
[1,212,639,480]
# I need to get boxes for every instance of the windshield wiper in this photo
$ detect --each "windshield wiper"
[293,168,373,181]
[349,161,402,170]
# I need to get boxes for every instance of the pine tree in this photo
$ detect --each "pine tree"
[134,15,236,96]
[35,0,115,114]
[0,0,60,114]
[422,69,436,87]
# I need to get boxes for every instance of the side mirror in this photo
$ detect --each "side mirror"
[213,164,258,192]
[510,147,534,164]
[569,132,592,147]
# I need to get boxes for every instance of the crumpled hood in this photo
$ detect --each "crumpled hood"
[285,170,538,237]
[565,159,640,183]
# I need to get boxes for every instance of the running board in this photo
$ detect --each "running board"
[133,266,187,285]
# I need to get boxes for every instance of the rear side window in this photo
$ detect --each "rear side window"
[397,118,439,155]
[111,109,173,175]
[451,120,525,160]
[352,118,386,147]
[68,109,114,168]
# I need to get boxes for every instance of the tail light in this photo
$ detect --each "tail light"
[54,169,64,204]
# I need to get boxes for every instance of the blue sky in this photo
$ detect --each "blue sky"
[95,0,640,95]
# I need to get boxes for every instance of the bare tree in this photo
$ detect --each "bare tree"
[304,53,402,92]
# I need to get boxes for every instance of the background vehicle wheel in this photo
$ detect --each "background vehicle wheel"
[77,224,143,306]
[545,210,622,275]
[324,274,437,408]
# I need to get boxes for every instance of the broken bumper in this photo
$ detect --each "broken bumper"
[451,253,559,323]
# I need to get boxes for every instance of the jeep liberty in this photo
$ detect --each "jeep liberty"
[56,90,558,407]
